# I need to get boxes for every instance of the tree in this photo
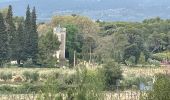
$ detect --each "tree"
[101,60,122,90]
[148,32,166,53]
[37,30,60,67]
[0,13,8,67]
[138,52,146,65]
[6,5,17,61]
[65,24,84,64]
[30,7,38,64]
[15,22,25,65]
[123,28,144,64]
[23,5,33,63]
[82,37,96,62]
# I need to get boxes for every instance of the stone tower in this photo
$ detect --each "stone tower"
[53,25,66,60]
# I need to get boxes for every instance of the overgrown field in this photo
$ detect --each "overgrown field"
[0,66,169,100]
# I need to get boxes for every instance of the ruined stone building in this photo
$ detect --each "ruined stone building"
[53,26,66,60]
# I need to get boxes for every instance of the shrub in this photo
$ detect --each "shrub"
[126,56,136,66]
[36,65,104,100]
[139,52,146,65]
[152,52,170,61]
[23,71,39,82]
[121,76,153,90]
[66,66,104,100]
[101,60,123,90]
[141,74,170,100]
[17,83,43,93]
[147,58,160,67]
[0,71,12,81]
[0,85,16,94]
[23,71,31,81]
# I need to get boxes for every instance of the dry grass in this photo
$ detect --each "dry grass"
[122,67,170,77]
[0,68,75,76]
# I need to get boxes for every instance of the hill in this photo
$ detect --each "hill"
[0,0,170,21]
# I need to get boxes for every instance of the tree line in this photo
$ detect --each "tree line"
[0,5,60,67]
[97,18,170,65]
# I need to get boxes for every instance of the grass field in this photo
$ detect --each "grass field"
[0,66,169,100]
[0,66,169,79]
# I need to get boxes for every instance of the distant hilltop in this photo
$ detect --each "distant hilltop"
[1,0,170,21]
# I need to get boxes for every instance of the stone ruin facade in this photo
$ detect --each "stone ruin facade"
[53,26,66,60]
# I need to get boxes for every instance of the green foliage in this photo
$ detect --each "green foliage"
[141,74,170,100]
[37,30,60,67]
[125,56,136,66]
[0,12,8,67]
[122,75,153,90]
[0,85,15,94]
[6,5,17,61]
[139,52,146,65]
[65,24,81,64]
[147,58,160,67]
[30,7,38,64]
[23,71,39,82]
[65,66,104,100]
[0,71,12,81]
[152,52,170,61]
[101,60,123,90]
[99,19,170,64]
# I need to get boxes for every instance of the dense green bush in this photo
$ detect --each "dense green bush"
[100,61,122,90]
[0,85,15,94]
[36,65,105,100]
[65,66,104,100]
[152,52,170,61]
[0,71,12,81]
[141,74,170,100]
[121,76,153,90]
[23,71,39,82]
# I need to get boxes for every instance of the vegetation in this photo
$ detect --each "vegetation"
[101,60,122,90]
[141,74,170,100]
[0,4,170,100]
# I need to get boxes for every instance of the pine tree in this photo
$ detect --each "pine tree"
[6,5,16,61]
[31,7,38,64]
[23,5,32,61]
[0,13,8,67]
[16,22,25,65]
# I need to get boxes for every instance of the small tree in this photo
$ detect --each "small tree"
[37,30,60,67]
[139,52,146,65]
[101,60,123,90]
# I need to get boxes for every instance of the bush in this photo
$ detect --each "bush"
[121,76,153,90]
[125,56,136,66]
[141,74,170,100]
[152,52,170,61]
[36,65,104,100]
[65,66,104,100]
[0,85,16,94]
[147,58,160,67]
[100,60,122,90]
[138,52,146,65]
[23,71,39,82]
[0,71,12,81]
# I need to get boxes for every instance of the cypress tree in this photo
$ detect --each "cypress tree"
[0,13,8,67]
[24,5,32,61]
[16,22,25,65]
[31,7,38,64]
[6,5,16,61]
